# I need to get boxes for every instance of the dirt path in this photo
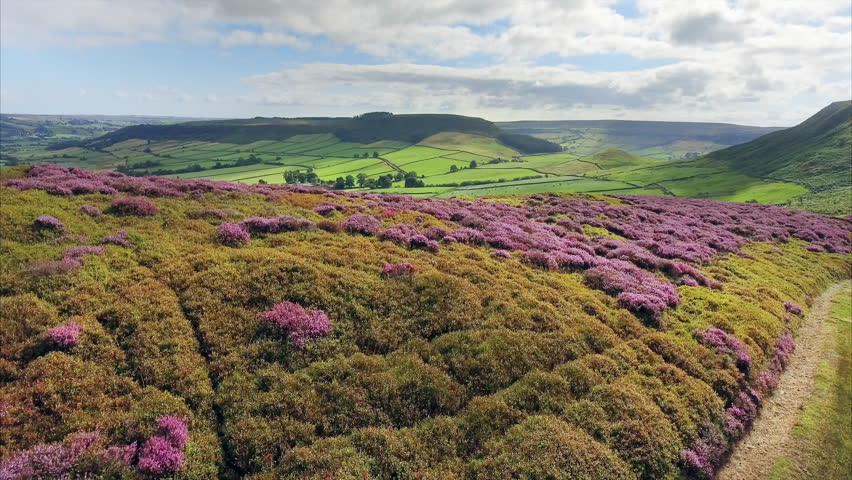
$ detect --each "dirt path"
[718,280,851,480]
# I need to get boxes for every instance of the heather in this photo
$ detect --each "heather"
[0,165,849,479]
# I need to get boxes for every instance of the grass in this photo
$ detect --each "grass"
[418,132,520,159]
[770,282,852,479]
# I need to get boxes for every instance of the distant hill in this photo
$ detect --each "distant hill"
[84,113,561,155]
[586,148,641,168]
[497,119,783,159]
[704,101,852,215]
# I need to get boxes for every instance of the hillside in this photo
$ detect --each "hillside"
[497,119,783,159]
[0,165,850,479]
[81,113,559,154]
[703,101,852,215]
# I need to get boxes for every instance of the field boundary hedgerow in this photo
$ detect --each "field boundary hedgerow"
[718,280,851,480]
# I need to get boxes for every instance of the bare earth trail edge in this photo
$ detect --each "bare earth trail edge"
[718,280,851,480]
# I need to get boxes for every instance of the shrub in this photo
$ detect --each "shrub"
[490,249,511,259]
[260,302,332,348]
[137,416,190,475]
[343,214,381,236]
[383,262,417,277]
[43,321,82,350]
[216,223,250,247]
[0,431,101,479]
[409,234,440,252]
[317,220,342,233]
[471,415,636,480]
[784,301,802,315]
[33,215,64,231]
[695,327,752,372]
[110,196,159,216]
[101,230,131,248]
[79,205,102,217]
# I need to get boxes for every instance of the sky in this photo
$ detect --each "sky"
[1,0,850,126]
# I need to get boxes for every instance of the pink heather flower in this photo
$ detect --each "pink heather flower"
[79,205,102,217]
[62,246,104,261]
[99,442,138,466]
[491,249,512,259]
[101,230,131,248]
[313,203,340,216]
[784,301,803,315]
[260,301,332,348]
[343,214,381,236]
[757,370,779,393]
[43,321,82,350]
[137,436,184,475]
[409,234,439,252]
[383,262,417,277]
[33,215,64,231]
[28,257,82,276]
[156,416,189,449]
[0,431,101,480]
[110,196,159,216]
[696,327,752,372]
[216,223,250,247]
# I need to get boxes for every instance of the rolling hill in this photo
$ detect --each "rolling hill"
[0,165,849,479]
[703,101,852,215]
[81,113,560,154]
[497,119,783,159]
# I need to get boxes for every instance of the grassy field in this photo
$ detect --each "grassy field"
[3,131,811,208]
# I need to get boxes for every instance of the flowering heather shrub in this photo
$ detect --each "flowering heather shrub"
[110,196,159,216]
[79,205,102,217]
[137,416,189,475]
[32,215,64,231]
[784,301,803,315]
[216,223,250,247]
[491,249,512,259]
[584,260,680,317]
[383,262,417,277]
[0,431,100,479]
[138,436,184,475]
[28,257,81,276]
[696,327,752,372]
[260,301,332,348]
[62,245,105,262]
[680,433,727,479]
[379,223,420,245]
[43,321,82,350]
[99,442,138,466]
[101,230,131,248]
[409,234,440,252]
[522,250,558,271]
[240,214,314,234]
[313,203,341,216]
[343,214,381,236]
[451,227,487,245]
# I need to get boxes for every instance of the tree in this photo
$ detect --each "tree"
[394,172,404,182]
[372,151,379,158]
[365,178,377,189]
[377,175,394,188]
[356,173,368,187]
[258,179,268,185]
[362,152,370,158]
[404,177,424,188]
[353,154,360,158]
[334,177,346,190]
[449,165,459,173]
[345,175,355,188]
[469,160,478,169]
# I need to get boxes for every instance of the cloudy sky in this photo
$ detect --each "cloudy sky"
[1,0,850,125]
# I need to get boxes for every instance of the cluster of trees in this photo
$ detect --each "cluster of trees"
[352,151,380,158]
[284,169,320,185]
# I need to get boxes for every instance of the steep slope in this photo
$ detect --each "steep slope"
[0,165,849,479]
[704,101,852,215]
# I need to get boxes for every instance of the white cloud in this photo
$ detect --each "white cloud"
[1,0,849,124]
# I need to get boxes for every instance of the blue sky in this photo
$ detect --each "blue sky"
[1,0,850,125]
